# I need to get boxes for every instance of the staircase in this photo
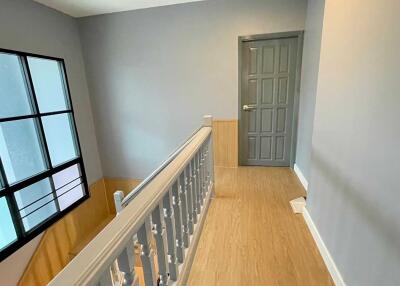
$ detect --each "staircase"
[47,115,214,286]
[18,178,141,286]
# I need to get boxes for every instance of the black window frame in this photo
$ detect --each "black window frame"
[0,48,89,261]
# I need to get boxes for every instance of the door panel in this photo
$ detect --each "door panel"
[278,78,289,104]
[260,136,272,160]
[239,37,298,166]
[260,108,273,133]
[279,44,289,73]
[249,48,258,75]
[248,137,257,159]
[261,79,274,104]
[248,109,257,132]
[275,136,285,160]
[262,46,275,73]
[276,108,287,133]
[248,79,258,104]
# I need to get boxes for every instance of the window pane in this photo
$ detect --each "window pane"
[42,114,77,166]
[0,197,17,250]
[53,164,84,211]
[0,119,47,184]
[14,178,57,232]
[27,57,68,113]
[0,53,32,118]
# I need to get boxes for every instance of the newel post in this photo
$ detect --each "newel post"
[203,115,212,127]
[114,190,125,214]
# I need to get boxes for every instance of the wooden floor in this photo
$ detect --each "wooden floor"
[187,166,334,286]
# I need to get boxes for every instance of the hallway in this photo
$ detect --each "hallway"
[187,167,334,285]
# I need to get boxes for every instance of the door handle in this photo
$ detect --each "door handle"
[242,105,257,111]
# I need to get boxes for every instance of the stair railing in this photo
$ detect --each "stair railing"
[48,115,214,286]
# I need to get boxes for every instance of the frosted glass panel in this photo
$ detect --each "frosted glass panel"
[42,114,77,166]
[0,119,46,184]
[15,179,57,231]
[57,184,83,211]
[53,164,83,211]
[27,57,68,113]
[0,197,17,250]
[0,53,32,118]
[0,50,88,257]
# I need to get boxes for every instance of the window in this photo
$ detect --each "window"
[0,49,89,260]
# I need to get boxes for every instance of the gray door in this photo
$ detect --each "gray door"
[239,37,299,166]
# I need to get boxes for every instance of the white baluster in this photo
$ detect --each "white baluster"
[179,172,190,248]
[186,163,194,234]
[152,204,169,286]
[117,240,139,286]
[197,152,204,209]
[137,218,157,286]
[191,158,199,223]
[204,141,210,193]
[171,181,185,263]
[195,152,202,214]
[203,144,208,194]
[163,189,179,281]
[203,145,208,197]
[203,144,208,196]
[200,145,205,203]
[110,261,120,285]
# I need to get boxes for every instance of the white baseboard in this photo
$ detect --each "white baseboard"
[303,208,346,286]
[294,163,308,191]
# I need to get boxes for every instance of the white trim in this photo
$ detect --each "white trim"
[294,163,308,191]
[289,197,306,214]
[303,208,346,286]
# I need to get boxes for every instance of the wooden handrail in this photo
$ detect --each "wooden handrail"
[48,116,214,286]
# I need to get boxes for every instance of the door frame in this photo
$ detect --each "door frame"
[238,31,304,168]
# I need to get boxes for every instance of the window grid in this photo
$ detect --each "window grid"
[0,48,89,261]
[24,55,62,217]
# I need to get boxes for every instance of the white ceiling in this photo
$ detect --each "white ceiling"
[34,0,206,18]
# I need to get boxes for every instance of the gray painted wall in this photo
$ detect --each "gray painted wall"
[308,0,400,285]
[0,0,102,184]
[294,0,325,181]
[78,0,308,179]
[0,0,103,284]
